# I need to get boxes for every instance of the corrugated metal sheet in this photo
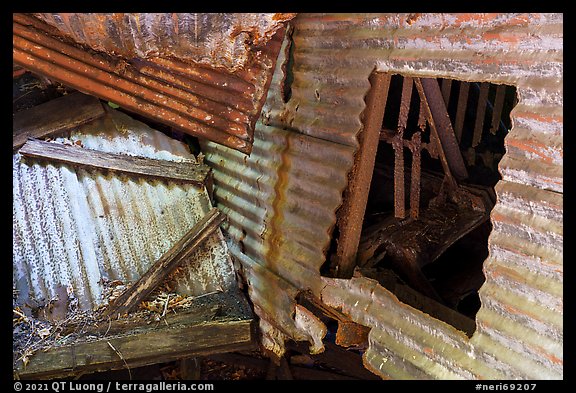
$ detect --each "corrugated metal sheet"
[202,13,562,380]
[13,108,237,312]
[12,13,294,154]
[33,13,295,74]
[200,31,356,351]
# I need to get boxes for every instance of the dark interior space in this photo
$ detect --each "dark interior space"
[358,74,517,328]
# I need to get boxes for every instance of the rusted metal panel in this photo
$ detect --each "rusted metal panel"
[13,13,294,154]
[200,32,356,355]
[202,12,562,379]
[34,13,295,73]
[13,109,237,313]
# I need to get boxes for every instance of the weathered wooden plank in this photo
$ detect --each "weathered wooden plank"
[17,319,254,380]
[19,139,210,185]
[490,84,507,134]
[15,291,256,380]
[13,92,104,150]
[103,208,225,318]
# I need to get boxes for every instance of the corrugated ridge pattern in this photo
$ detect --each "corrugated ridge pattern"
[202,28,357,347]
[33,13,294,73]
[203,13,562,379]
[13,13,289,154]
[13,110,236,311]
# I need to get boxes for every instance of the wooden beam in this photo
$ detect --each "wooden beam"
[13,291,257,379]
[13,92,105,150]
[19,139,210,186]
[103,208,225,318]
[331,72,391,278]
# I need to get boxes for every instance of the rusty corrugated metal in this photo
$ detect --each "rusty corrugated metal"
[12,13,294,154]
[33,13,295,73]
[202,13,562,379]
[13,108,236,312]
[201,31,356,353]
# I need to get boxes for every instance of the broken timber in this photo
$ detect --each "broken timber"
[14,291,256,380]
[13,92,105,150]
[19,139,210,186]
[103,208,225,318]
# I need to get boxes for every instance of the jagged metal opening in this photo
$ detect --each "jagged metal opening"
[358,75,517,330]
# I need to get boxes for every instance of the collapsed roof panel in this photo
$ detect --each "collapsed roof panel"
[13,108,237,313]
[13,13,296,154]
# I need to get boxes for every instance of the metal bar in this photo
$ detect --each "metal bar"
[410,132,421,219]
[454,82,469,143]
[416,78,468,182]
[490,84,507,135]
[12,14,287,155]
[473,82,490,147]
[398,77,413,131]
[393,135,406,219]
[417,98,427,130]
[331,72,392,278]
[441,79,452,107]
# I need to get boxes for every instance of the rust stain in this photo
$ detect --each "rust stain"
[505,138,558,164]
[513,111,563,124]
[482,32,522,44]
[273,13,297,22]
[335,321,370,348]
[13,13,289,154]
[543,352,563,365]
[453,13,501,26]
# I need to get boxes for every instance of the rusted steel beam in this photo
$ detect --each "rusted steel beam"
[398,76,413,131]
[409,132,422,219]
[393,136,406,219]
[417,98,427,130]
[331,72,391,279]
[473,82,490,147]
[490,84,507,135]
[13,92,104,151]
[415,78,468,182]
[19,139,210,185]
[454,81,469,143]
[103,208,225,319]
[392,77,414,219]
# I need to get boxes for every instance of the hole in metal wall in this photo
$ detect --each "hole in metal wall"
[355,74,517,334]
